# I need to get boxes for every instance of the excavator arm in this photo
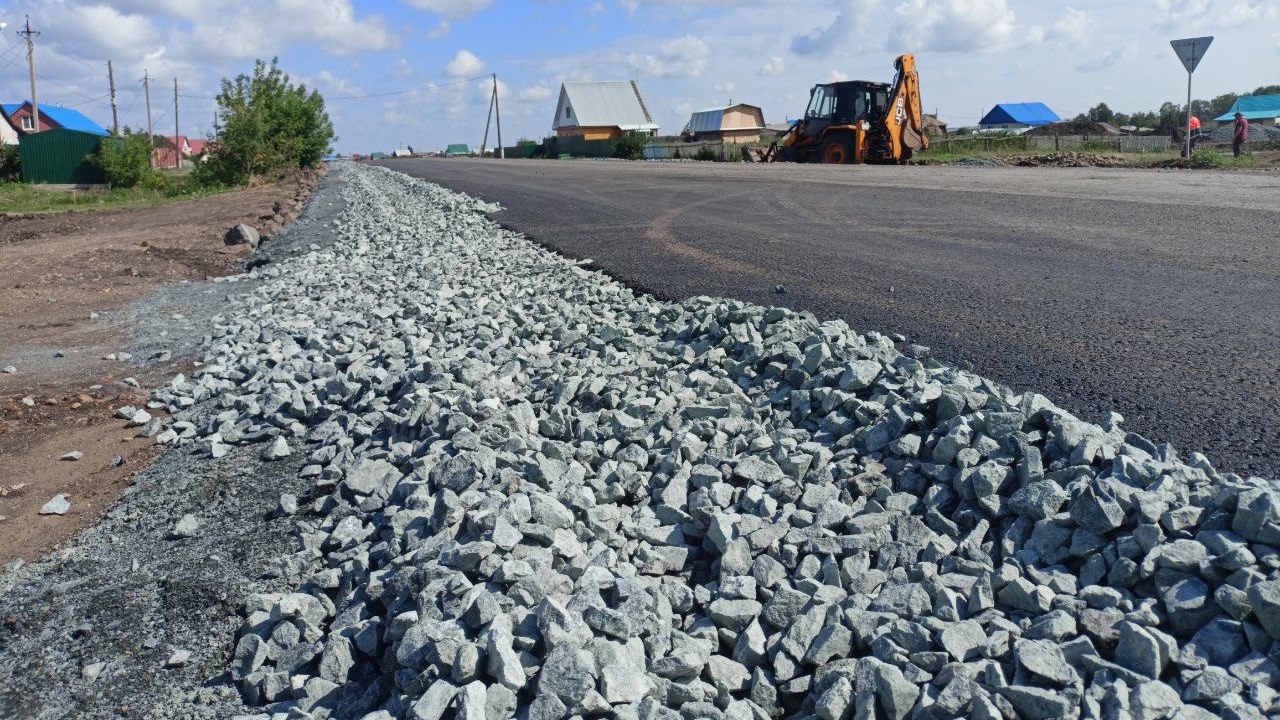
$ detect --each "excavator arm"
[880,54,928,161]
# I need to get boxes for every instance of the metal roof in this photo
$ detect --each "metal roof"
[979,102,1060,127]
[555,81,659,131]
[2,101,110,135]
[685,103,765,134]
[1214,94,1280,122]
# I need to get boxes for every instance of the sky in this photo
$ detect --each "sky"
[0,0,1275,153]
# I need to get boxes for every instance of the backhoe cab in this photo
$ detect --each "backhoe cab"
[745,54,927,164]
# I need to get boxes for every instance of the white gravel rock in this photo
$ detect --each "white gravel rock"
[39,494,71,515]
[141,164,1276,720]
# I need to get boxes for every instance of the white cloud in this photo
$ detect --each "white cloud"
[178,0,399,59]
[471,77,509,105]
[1075,43,1137,73]
[1155,0,1276,28]
[630,35,710,78]
[889,0,1018,52]
[791,6,855,56]
[519,84,553,102]
[393,59,414,78]
[428,20,453,38]
[312,70,363,97]
[588,1,607,14]
[714,82,735,93]
[39,2,160,57]
[1044,7,1093,47]
[759,56,785,77]
[445,49,487,78]
[402,0,494,20]
[826,69,850,82]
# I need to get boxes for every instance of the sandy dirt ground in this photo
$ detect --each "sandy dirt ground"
[0,183,310,566]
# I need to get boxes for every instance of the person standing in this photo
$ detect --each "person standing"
[1233,111,1249,158]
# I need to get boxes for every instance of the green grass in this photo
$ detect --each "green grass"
[0,177,232,214]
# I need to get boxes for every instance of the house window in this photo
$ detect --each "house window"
[20,116,35,131]
[565,107,571,119]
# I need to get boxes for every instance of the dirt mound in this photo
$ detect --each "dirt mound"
[1005,152,1129,168]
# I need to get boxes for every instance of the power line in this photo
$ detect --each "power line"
[64,92,110,108]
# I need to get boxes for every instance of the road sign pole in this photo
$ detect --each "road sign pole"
[1186,70,1193,158]
[1170,36,1213,159]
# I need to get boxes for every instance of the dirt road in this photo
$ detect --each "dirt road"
[378,158,1280,477]
[0,182,309,566]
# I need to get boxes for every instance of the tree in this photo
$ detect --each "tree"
[92,127,158,188]
[0,144,20,182]
[1086,103,1114,123]
[198,58,334,186]
[613,131,648,161]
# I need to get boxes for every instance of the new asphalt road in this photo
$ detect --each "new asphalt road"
[376,158,1280,477]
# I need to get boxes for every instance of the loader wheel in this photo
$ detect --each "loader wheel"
[820,136,854,164]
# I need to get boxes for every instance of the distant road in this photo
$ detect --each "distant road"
[377,158,1280,477]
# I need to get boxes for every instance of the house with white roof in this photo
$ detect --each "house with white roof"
[552,81,660,140]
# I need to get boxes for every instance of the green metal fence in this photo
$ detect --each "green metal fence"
[19,129,107,184]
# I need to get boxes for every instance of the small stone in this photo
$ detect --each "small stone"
[164,649,191,668]
[39,494,70,515]
[260,436,291,461]
[1,366,15,374]
[170,513,200,538]
[411,679,458,720]
[225,223,261,249]
[940,619,986,662]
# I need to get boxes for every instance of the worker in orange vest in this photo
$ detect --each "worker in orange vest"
[1189,115,1201,132]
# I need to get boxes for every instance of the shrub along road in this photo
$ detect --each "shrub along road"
[376,158,1278,478]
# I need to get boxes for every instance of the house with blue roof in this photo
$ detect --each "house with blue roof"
[2,100,110,136]
[978,102,1061,130]
[1213,95,1280,127]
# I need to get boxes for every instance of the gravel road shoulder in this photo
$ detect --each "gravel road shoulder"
[0,166,350,719]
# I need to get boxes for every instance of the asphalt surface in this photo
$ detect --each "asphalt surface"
[376,158,1279,478]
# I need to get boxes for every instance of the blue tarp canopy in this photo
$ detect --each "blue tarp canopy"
[979,103,1060,127]
[1214,95,1280,122]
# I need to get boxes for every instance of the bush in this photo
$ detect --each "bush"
[693,145,716,162]
[613,132,648,161]
[92,129,159,188]
[1191,148,1223,168]
[197,58,335,186]
[0,144,20,182]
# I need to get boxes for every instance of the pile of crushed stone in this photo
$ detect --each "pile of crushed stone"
[131,163,1278,720]
[1004,153,1129,168]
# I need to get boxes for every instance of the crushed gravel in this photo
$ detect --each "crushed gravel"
[3,162,1277,720]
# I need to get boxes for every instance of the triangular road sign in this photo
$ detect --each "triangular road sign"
[1171,36,1213,73]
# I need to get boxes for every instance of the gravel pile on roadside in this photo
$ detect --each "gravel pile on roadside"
[144,163,1276,720]
[1006,153,1129,168]
[1207,124,1280,143]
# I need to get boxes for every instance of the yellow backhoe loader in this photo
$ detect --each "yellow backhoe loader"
[744,54,927,164]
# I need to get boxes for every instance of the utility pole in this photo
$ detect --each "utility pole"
[173,77,180,168]
[17,15,40,131]
[108,60,119,135]
[493,73,504,159]
[480,80,495,157]
[141,69,154,167]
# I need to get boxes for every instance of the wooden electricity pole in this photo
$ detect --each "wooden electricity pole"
[480,82,495,157]
[493,73,504,159]
[17,15,40,130]
[141,69,154,166]
[173,77,180,168]
[108,60,119,135]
